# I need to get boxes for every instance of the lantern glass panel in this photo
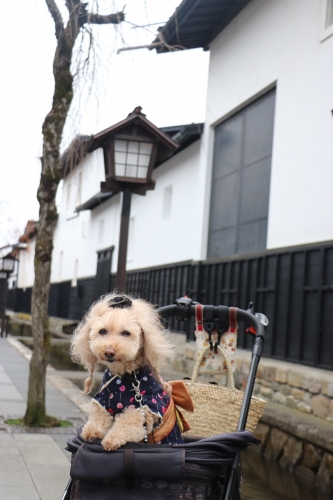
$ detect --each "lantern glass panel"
[113,139,153,180]
[115,151,126,164]
[126,165,137,177]
[140,143,153,155]
[138,154,150,167]
[114,139,127,152]
[1,258,14,273]
[137,167,148,178]
[115,164,126,176]
[128,141,139,153]
[127,153,138,165]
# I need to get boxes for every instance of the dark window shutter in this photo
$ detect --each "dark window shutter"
[208,89,276,258]
[93,247,114,301]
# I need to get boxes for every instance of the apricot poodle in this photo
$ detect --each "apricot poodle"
[71,293,188,451]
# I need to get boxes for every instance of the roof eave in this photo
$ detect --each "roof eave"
[152,0,252,53]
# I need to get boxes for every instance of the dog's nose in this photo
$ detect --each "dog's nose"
[104,348,116,361]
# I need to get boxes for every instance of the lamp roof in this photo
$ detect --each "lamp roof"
[88,107,179,162]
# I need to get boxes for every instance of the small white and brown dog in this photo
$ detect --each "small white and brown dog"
[71,293,191,451]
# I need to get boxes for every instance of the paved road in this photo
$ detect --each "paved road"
[0,338,83,500]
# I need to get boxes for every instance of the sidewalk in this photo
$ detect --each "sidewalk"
[0,337,86,500]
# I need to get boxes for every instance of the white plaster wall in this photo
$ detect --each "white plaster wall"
[17,238,36,289]
[50,147,106,282]
[8,260,19,289]
[197,0,333,257]
[87,194,122,275]
[50,209,92,282]
[61,148,105,216]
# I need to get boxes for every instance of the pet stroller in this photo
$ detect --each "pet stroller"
[62,296,268,500]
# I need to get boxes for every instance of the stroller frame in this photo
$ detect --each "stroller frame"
[62,296,267,500]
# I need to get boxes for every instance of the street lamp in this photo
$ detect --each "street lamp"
[89,107,179,290]
[0,255,16,275]
[0,254,16,337]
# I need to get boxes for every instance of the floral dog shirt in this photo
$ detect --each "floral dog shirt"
[93,366,184,445]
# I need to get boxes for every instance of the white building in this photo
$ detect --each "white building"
[11,0,333,371]
[19,0,333,286]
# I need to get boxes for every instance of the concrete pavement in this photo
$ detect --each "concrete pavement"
[0,433,70,500]
[0,338,85,500]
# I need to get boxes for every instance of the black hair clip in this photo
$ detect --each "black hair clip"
[109,296,132,309]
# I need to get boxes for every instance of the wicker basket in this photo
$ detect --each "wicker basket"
[182,345,266,437]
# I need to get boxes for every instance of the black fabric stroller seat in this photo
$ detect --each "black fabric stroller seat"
[65,429,259,500]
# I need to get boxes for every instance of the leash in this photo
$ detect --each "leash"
[130,371,148,443]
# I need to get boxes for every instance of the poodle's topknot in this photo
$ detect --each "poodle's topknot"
[109,295,132,309]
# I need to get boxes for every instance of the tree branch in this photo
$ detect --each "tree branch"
[44,0,64,40]
[88,11,125,25]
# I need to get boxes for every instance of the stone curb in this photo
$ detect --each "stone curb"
[47,374,90,415]
[261,404,333,454]
[0,417,83,434]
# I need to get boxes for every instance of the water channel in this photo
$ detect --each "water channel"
[18,337,332,500]
[241,447,332,500]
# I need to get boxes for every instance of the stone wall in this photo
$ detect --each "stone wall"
[7,311,77,338]
[234,351,333,422]
[255,417,333,492]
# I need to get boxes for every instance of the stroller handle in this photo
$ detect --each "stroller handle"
[157,299,266,340]
[157,297,268,500]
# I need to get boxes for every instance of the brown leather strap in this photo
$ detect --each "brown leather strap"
[152,398,176,443]
[147,432,154,444]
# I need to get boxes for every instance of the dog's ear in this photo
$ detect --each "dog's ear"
[134,299,174,377]
[71,319,97,394]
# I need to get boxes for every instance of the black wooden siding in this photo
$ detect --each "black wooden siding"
[7,241,333,370]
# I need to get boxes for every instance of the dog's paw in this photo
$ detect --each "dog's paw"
[143,406,162,432]
[101,435,125,451]
[153,414,163,429]
[82,424,105,441]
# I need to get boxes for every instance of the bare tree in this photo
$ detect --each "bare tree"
[24,0,124,426]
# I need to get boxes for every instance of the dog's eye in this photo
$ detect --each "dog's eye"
[120,331,131,337]
[99,329,107,335]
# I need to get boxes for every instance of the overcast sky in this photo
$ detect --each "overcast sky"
[0,0,209,246]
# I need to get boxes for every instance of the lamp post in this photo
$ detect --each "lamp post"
[116,188,132,290]
[0,254,16,337]
[90,107,179,290]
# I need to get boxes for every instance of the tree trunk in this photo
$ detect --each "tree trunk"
[23,1,124,426]
[24,29,74,426]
